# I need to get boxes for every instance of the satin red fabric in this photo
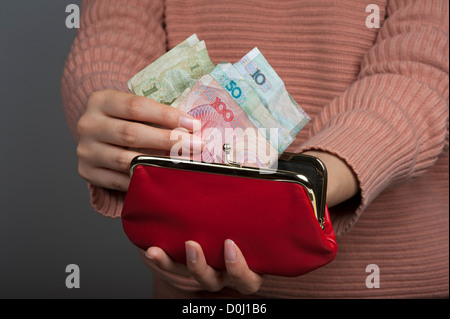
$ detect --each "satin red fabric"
[122,165,337,277]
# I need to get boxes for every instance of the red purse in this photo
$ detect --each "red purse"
[121,151,337,277]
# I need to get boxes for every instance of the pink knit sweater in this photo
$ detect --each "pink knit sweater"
[62,0,449,298]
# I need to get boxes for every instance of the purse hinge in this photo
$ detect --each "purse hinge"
[319,217,325,230]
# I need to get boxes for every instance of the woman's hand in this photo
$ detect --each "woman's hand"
[146,240,264,295]
[76,89,201,191]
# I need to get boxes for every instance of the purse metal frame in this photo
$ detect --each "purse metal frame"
[130,145,327,229]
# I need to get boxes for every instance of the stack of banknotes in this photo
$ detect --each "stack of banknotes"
[128,34,310,168]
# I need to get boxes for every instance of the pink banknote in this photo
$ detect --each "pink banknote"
[172,74,278,168]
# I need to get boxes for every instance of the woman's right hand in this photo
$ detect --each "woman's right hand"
[76,89,201,192]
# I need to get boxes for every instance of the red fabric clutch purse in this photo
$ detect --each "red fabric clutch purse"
[121,154,337,277]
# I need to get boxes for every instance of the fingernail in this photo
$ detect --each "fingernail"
[145,253,154,260]
[185,241,197,263]
[224,239,237,263]
[145,251,158,265]
[179,116,201,132]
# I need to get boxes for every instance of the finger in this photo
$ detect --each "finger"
[91,115,195,151]
[78,164,130,192]
[145,246,192,278]
[96,91,201,131]
[185,241,226,292]
[130,148,167,157]
[224,239,264,295]
[77,141,143,174]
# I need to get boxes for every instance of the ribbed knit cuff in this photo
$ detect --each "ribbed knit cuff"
[296,65,448,235]
[297,109,418,235]
[88,183,125,218]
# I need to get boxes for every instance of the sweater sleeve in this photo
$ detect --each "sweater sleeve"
[61,0,167,217]
[296,0,449,235]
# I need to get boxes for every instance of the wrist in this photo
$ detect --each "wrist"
[302,150,359,207]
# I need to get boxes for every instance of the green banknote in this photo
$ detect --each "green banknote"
[128,34,215,105]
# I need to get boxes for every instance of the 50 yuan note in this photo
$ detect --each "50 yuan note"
[128,34,215,105]
[172,74,278,168]
[210,62,294,153]
[234,47,310,138]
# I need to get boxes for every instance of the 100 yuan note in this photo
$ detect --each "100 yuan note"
[128,34,215,105]
[210,62,295,153]
[234,47,310,138]
[173,74,278,168]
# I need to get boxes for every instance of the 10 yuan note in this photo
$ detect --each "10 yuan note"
[234,47,310,139]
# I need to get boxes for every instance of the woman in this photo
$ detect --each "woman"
[62,0,449,298]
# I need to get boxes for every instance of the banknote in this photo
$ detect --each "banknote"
[210,62,294,153]
[128,34,215,105]
[170,87,191,108]
[234,47,310,138]
[128,34,199,93]
[172,74,278,168]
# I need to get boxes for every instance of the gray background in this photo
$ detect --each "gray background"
[0,0,154,298]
